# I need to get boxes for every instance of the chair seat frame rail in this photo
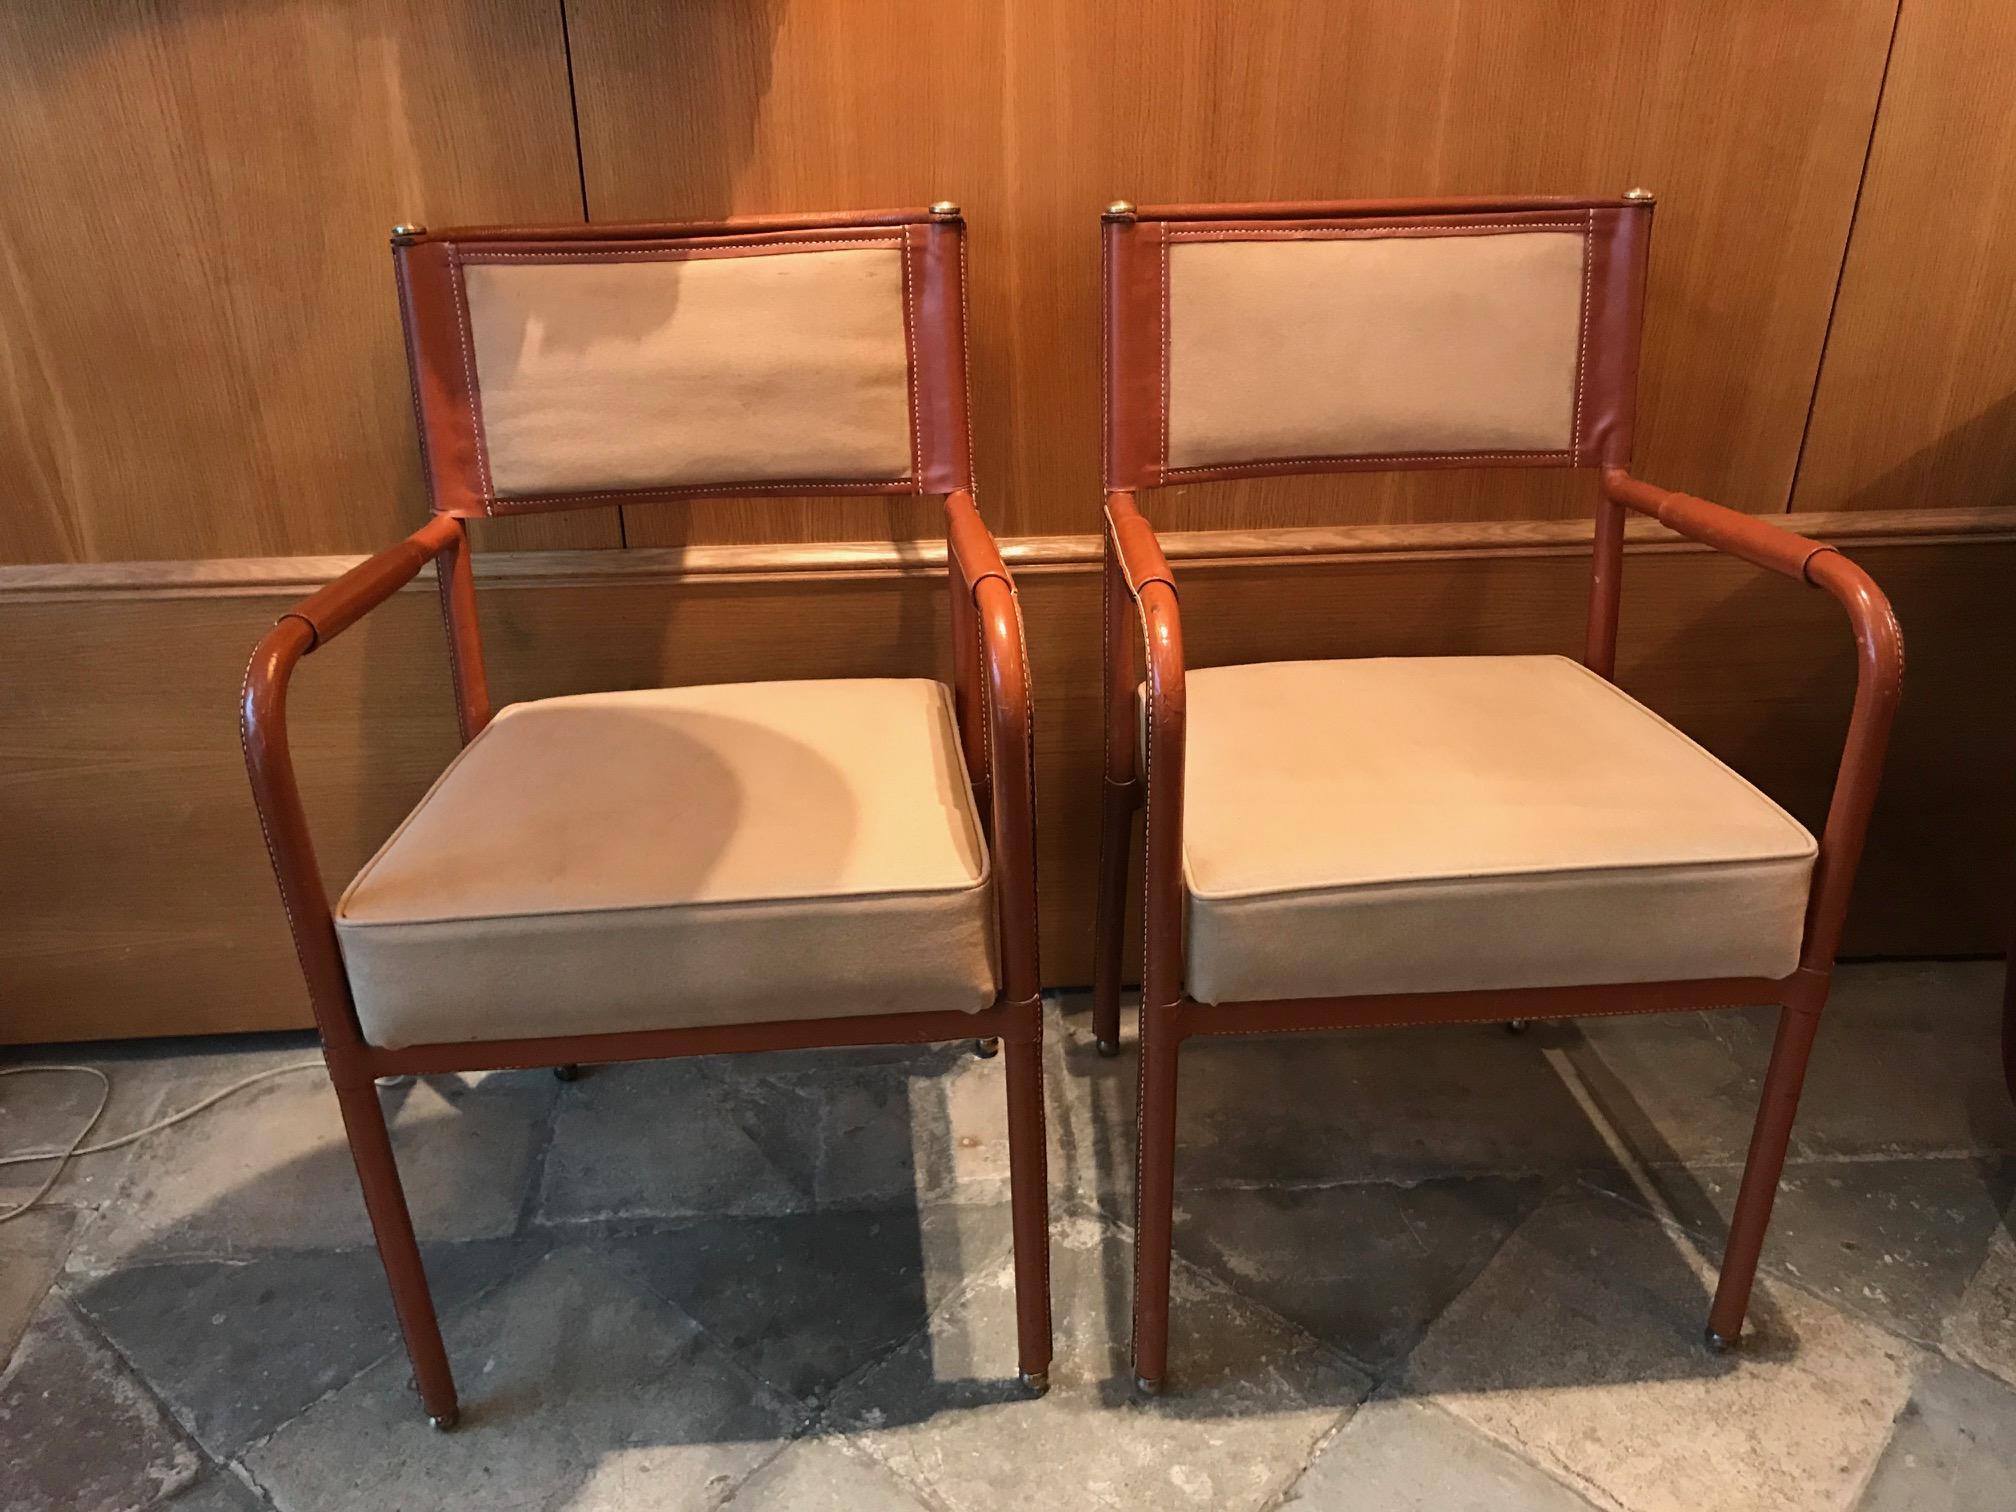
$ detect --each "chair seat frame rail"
[1091,195,1904,1393]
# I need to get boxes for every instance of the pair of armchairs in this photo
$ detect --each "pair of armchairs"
[242,195,1900,1423]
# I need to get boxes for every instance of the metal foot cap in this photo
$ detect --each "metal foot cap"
[1134,1373,1163,1396]
[1096,1038,1122,1058]
[429,1407,460,1431]
[974,1037,1001,1059]
[1019,1369,1050,1396]
[553,1063,580,1082]
[1704,1325,1737,1354]
[1504,1020,1529,1034]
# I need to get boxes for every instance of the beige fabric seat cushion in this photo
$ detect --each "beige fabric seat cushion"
[1171,656,1816,1004]
[335,679,997,1049]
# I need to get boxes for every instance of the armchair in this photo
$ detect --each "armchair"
[242,206,1051,1425]
[1090,194,1903,1391]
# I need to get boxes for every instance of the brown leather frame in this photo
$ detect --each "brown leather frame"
[1103,196,1650,488]
[1093,196,1904,1393]
[395,206,973,515]
[242,211,1049,1426]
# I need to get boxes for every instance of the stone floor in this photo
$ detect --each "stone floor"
[2,960,2013,1511]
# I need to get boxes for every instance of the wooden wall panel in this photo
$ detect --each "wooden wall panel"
[6,523,2010,1044]
[563,0,1008,549]
[564,0,1897,546]
[1793,0,2016,514]
[0,1,616,564]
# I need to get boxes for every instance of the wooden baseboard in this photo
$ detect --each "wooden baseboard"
[5,512,2012,1042]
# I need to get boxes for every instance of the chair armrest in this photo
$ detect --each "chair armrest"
[239,515,464,1056]
[1104,491,1186,1010]
[944,490,1041,1001]
[1603,468,1905,971]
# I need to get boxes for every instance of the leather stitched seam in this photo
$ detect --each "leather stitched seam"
[1100,227,1112,487]
[957,226,976,490]
[1158,225,1170,484]
[1572,210,1594,466]
[1164,221,1584,240]
[457,236,903,263]
[1184,999,1783,1035]
[1162,450,1571,478]
[447,246,496,517]
[1131,599,1156,1354]
[477,478,917,508]
[239,645,319,1004]
[1099,530,1112,775]
[901,225,923,489]
[392,262,439,513]
[978,589,995,790]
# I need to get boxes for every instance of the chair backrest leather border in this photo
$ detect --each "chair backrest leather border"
[394,208,974,516]
[1103,196,1652,490]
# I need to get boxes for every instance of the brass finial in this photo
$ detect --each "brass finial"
[929,200,960,218]
[1622,187,1655,203]
[1104,200,1137,221]
[390,223,426,245]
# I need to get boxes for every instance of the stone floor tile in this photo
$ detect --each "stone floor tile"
[1056,1007,1620,1204]
[718,1437,932,1510]
[70,1069,551,1271]
[1284,1395,1597,1510]
[810,1041,1074,1210]
[540,1044,1064,1224]
[1588,1157,2013,1346]
[0,1035,321,1211]
[0,1296,201,1512]
[828,1209,1369,1512]
[162,1469,270,1509]
[1,1206,74,1367]
[1943,1226,2016,1389]
[70,1236,544,1457]
[536,1059,819,1223]
[243,1245,801,1512]
[616,1203,1013,1406]
[1553,1007,1779,1167]
[1406,1194,1918,1512]
[1857,1354,2016,1511]
[1794,962,2016,1158]
[1111,1176,1551,1371]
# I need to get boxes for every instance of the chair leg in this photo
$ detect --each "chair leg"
[1130,1002,1181,1392]
[1706,995,1826,1348]
[332,1078,460,1427]
[1003,1000,1053,1393]
[1092,780,1135,1056]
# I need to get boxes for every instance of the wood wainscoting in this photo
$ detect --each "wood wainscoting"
[5,508,2013,1044]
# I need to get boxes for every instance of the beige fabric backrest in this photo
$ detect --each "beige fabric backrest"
[1103,197,1653,488]
[395,210,973,516]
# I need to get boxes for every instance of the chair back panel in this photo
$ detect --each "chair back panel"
[1104,197,1651,489]
[395,210,971,515]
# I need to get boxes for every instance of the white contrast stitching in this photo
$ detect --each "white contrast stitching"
[458,236,902,262]
[1131,597,1156,1353]
[957,224,976,490]
[239,643,316,994]
[1572,210,1593,466]
[902,225,922,487]
[1100,225,1111,486]
[447,247,495,515]
[1161,450,1572,478]
[1165,221,1583,240]
[1158,226,1170,482]
[482,479,917,507]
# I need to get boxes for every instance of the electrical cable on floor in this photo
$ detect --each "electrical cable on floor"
[0,1060,324,1224]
